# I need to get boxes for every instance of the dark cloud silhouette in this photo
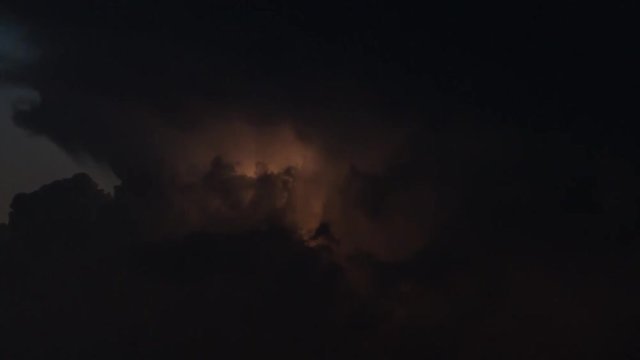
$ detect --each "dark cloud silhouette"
[2,170,639,359]
[9,173,110,240]
[1,173,362,358]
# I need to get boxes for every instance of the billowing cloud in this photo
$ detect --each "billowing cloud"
[4,6,435,260]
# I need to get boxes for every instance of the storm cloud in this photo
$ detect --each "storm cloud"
[1,2,639,359]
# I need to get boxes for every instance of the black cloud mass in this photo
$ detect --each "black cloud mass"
[1,1,639,359]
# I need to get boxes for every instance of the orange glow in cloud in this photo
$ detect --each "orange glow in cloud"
[151,116,426,261]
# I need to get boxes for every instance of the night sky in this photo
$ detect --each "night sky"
[0,1,639,359]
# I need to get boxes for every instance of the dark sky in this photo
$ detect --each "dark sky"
[0,1,639,359]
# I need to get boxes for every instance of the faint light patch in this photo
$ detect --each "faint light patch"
[0,20,37,71]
